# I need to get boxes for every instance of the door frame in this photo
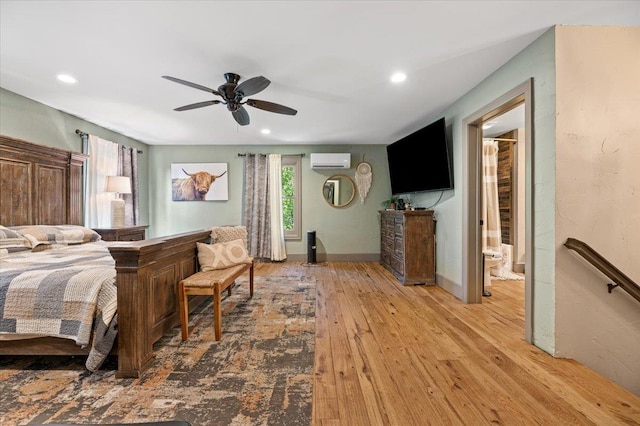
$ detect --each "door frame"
[461,78,533,343]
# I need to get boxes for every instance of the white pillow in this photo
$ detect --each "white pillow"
[9,225,102,245]
[197,239,251,271]
[0,225,31,256]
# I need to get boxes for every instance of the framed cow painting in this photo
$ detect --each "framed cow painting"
[171,163,229,201]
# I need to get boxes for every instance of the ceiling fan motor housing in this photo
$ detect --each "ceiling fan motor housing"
[219,73,243,110]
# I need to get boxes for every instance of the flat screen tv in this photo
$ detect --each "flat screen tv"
[386,117,453,195]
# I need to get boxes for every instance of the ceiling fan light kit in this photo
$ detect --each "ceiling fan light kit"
[162,73,297,126]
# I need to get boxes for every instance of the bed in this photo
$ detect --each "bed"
[0,135,210,378]
[0,225,119,371]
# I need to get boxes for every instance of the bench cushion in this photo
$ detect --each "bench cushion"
[181,263,251,288]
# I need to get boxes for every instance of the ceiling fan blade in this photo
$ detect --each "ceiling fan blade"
[246,99,297,116]
[162,76,221,96]
[174,100,220,111]
[232,106,250,126]
[236,76,270,97]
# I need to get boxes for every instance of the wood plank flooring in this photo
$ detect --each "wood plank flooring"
[268,261,640,425]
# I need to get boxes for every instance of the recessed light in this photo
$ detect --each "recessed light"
[261,128,271,135]
[57,74,77,84]
[390,72,406,83]
[482,121,496,130]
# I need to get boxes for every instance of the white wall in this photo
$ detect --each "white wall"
[554,26,640,395]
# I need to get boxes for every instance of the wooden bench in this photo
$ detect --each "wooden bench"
[178,262,254,341]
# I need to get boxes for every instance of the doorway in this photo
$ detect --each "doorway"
[483,105,526,278]
[461,79,533,343]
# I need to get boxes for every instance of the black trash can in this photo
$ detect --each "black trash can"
[307,230,317,264]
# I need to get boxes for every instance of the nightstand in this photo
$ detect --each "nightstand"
[93,225,149,241]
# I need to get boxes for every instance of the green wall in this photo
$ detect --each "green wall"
[426,28,557,353]
[0,88,151,228]
[149,144,389,259]
[1,88,392,259]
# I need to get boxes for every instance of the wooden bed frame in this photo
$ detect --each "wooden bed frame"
[0,135,209,378]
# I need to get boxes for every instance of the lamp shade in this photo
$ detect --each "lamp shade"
[105,176,132,194]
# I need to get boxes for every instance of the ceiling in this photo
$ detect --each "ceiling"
[1,1,638,146]
[483,104,525,138]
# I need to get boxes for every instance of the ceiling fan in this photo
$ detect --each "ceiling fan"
[162,73,297,126]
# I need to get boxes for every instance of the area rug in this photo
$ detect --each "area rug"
[0,275,316,426]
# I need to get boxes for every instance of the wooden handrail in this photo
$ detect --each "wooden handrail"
[564,237,640,304]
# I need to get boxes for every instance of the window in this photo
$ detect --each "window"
[281,156,301,240]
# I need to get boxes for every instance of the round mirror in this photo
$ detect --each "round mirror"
[323,174,356,208]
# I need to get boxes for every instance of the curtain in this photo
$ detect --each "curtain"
[243,154,272,259]
[482,139,502,254]
[85,135,119,227]
[268,154,287,261]
[118,147,139,225]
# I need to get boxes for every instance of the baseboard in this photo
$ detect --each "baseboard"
[437,273,463,300]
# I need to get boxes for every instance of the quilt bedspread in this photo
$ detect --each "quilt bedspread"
[0,242,118,371]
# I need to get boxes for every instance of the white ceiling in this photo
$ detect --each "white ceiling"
[1,1,638,146]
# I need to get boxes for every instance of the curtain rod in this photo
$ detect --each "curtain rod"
[237,153,305,157]
[75,129,144,153]
[121,145,144,154]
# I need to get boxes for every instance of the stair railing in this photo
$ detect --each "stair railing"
[564,237,640,304]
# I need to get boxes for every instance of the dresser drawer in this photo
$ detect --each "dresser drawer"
[117,230,145,241]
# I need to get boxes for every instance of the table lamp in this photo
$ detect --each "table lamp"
[105,176,131,227]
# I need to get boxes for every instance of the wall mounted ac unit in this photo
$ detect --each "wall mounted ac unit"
[310,153,351,169]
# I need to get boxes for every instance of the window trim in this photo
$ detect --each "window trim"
[282,155,302,240]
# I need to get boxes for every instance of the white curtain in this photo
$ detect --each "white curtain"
[86,135,119,227]
[482,139,502,254]
[268,154,287,261]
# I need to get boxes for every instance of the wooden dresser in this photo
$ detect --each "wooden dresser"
[380,210,435,285]
[93,225,149,241]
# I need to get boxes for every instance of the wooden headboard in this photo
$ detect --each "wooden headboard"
[0,135,87,226]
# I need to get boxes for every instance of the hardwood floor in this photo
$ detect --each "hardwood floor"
[264,261,640,425]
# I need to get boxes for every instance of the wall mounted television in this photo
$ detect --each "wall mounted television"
[386,117,453,195]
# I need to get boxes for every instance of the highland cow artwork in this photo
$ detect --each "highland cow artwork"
[171,163,229,201]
